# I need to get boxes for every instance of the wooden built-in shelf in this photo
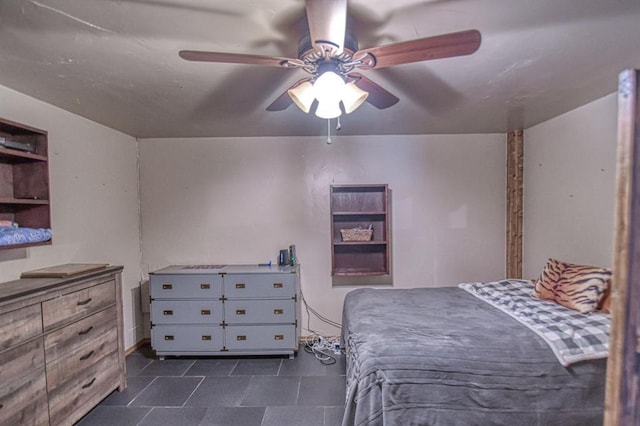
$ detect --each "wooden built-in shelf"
[330,184,391,276]
[0,117,51,249]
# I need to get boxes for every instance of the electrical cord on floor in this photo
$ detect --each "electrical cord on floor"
[303,334,341,365]
[299,290,343,365]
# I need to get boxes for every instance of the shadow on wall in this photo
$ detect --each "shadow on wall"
[0,248,27,262]
[332,274,393,287]
[131,280,151,346]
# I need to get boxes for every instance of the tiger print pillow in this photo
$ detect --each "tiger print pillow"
[533,258,612,314]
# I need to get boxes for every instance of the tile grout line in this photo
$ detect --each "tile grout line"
[127,376,158,407]
[181,376,206,408]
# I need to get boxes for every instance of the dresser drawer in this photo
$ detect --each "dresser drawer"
[226,325,296,351]
[47,351,121,426]
[0,304,42,352]
[0,339,45,390]
[224,274,296,298]
[44,306,117,363]
[225,299,296,324]
[0,367,48,426]
[152,325,224,352]
[150,274,222,299]
[42,280,116,332]
[45,328,118,392]
[151,300,223,325]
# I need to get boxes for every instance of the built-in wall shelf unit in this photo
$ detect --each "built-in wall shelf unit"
[330,184,391,276]
[0,117,51,249]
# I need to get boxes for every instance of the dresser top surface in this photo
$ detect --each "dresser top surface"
[150,264,298,275]
[0,265,123,306]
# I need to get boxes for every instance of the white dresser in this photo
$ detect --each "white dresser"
[149,264,300,358]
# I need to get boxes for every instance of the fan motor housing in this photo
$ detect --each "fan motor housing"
[297,24,358,60]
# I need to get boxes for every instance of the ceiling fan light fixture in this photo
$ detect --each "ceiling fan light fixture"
[315,99,342,119]
[313,70,346,105]
[288,81,315,113]
[342,82,369,114]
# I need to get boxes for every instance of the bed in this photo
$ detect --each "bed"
[341,279,609,426]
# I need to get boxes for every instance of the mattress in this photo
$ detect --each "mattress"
[341,285,607,426]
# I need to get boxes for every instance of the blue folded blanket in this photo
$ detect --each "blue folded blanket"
[0,226,53,246]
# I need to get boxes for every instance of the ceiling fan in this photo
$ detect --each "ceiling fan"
[179,0,481,119]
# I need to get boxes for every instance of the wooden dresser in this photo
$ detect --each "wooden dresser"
[0,266,126,426]
[150,264,300,359]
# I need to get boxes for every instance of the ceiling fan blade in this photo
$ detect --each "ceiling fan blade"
[266,78,312,111]
[179,50,303,68]
[305,0,347,55]
[349,73,399,109]
[354,29,481,70]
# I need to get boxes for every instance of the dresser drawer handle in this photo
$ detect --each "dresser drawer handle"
[235,309,245,315]
[78,326,93,336]
[235,283,245,289]
[274,334,284,340]
[163,310,173,316]
[236,335,246,341]
[77,297,92,306]
[81,377,96,389]
[162,284,173,290]
[200,284,210,289]
[164,335,174,341]
[79,350,95,361]
[274,309,284,315]
[201,309,211,315]
[273,283,283,289]
[202,335,212,341]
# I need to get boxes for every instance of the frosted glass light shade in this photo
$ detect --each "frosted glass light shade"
[342,82,369,114]
[313,71,346,104]
[315,100,342,119]
[288,81,315,113]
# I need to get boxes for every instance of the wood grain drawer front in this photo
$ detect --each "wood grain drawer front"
[152,325,224,352]
[224,274,296,298]
[151,300,223,325]
[0,304,42,352]
[44,306,117,363]
[226,325,296,351]
[47,351,120,426]
[225,300,295,324]
[150,274,223,299]
[0,338,45,390]
[45,328,118,393]
[42,280,116,332]
[0,367,48,426]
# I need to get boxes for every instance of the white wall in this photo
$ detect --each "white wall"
[139,134,506,336]
[523,93,618,278]
[0,85,143,348]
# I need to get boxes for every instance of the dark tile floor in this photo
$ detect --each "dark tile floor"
[77,345,346,426]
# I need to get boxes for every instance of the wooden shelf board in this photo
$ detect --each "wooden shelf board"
[0,197,49,205]
[0,240,51,250]
[333,269,388,276]
[0,147,47,162]
[333,241,387,246]
[332,211,386,215]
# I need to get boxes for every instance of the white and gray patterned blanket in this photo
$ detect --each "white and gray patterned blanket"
[459,279,610,367]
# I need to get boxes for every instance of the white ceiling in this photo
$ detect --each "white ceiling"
[1,0,639,138]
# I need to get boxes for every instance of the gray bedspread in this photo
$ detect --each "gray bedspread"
[341,287,606,426]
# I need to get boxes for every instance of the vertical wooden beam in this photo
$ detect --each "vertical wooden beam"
[506,130,524,279]
[605,69,640,426]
